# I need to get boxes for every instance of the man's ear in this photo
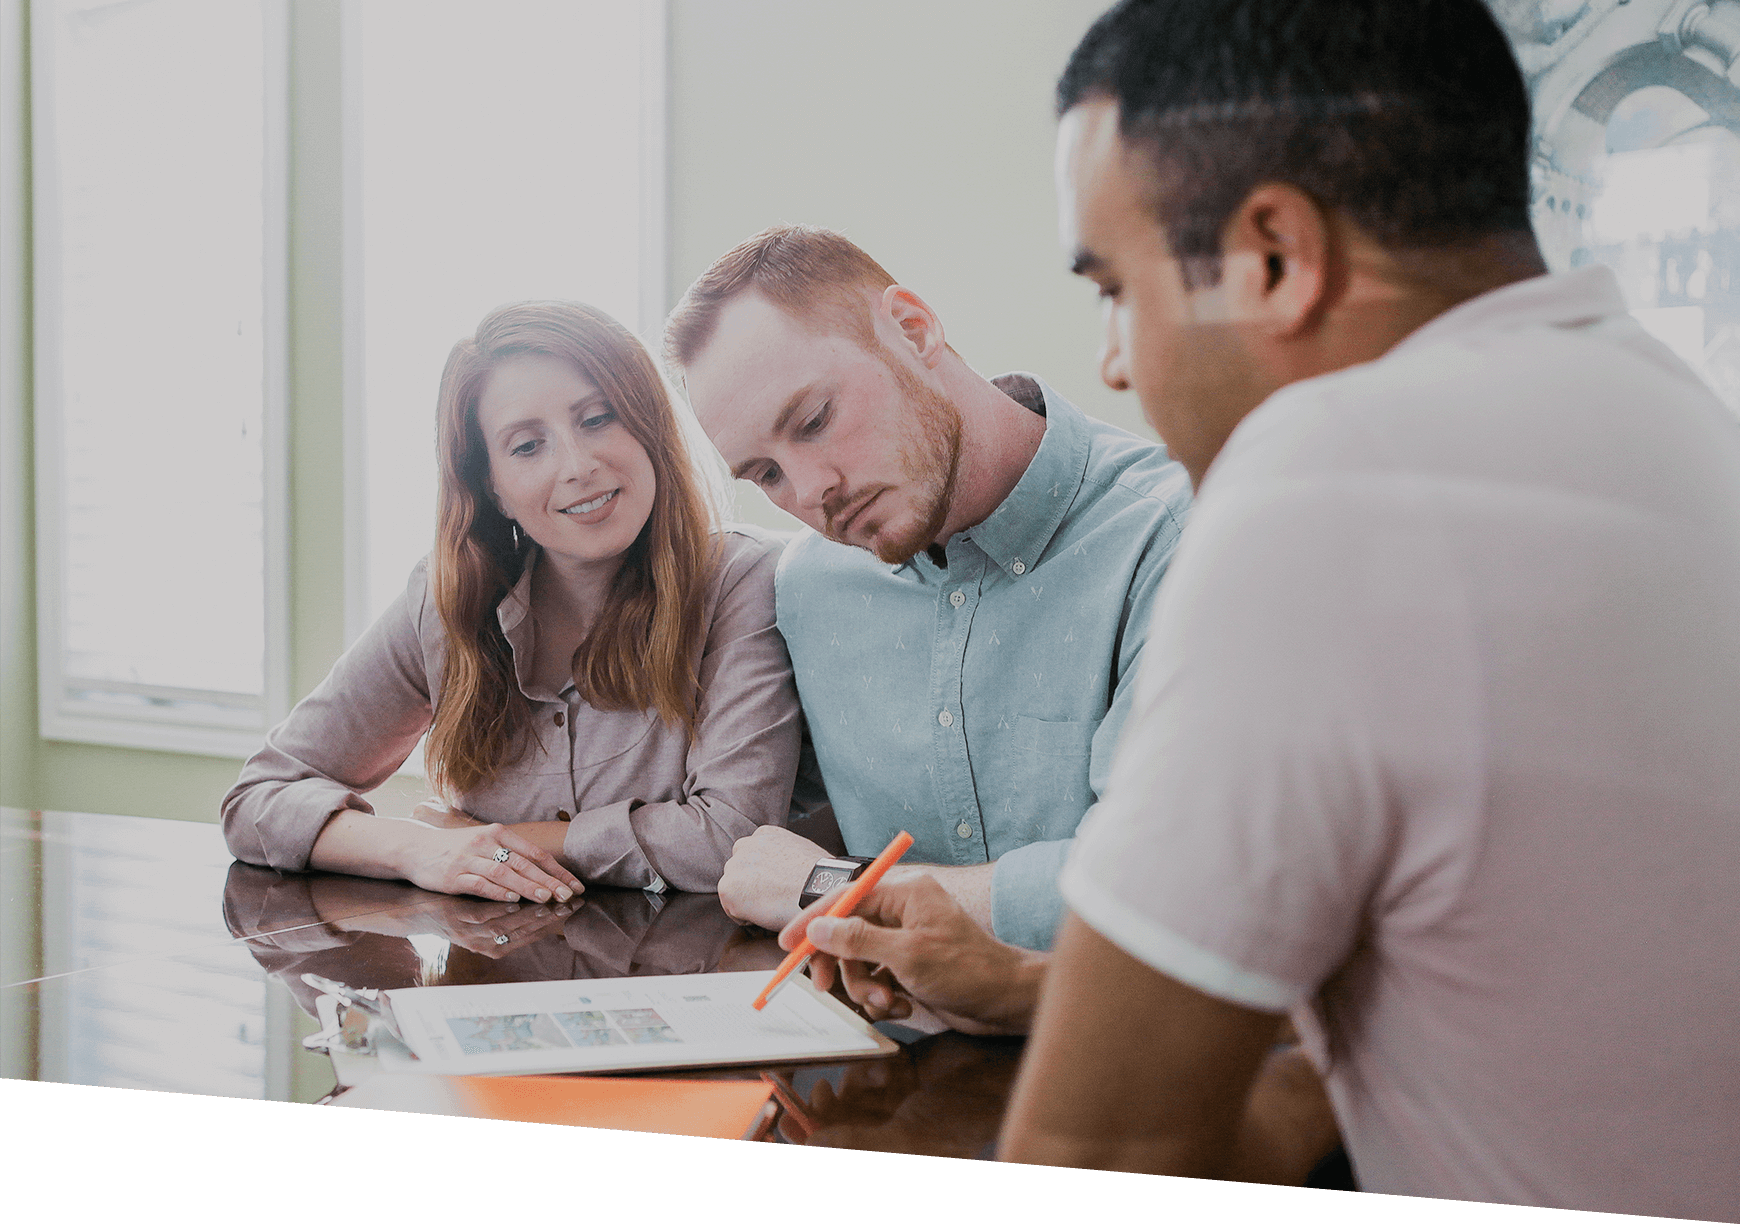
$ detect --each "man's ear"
[1218,183,1331,339]
[881,285,948,367]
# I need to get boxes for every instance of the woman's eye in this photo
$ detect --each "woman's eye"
[757,464,783,489]
[510,438,540,457]
[582,407,617,429]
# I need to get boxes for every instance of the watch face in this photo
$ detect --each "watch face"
[808,868,850,894]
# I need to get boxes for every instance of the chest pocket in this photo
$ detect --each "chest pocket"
[1011,714,1099,813]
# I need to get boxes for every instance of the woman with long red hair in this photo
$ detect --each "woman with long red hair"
[223,301,801,902]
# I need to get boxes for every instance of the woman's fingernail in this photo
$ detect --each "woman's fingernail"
[505,893,519,903]
[556,887,572,901]
[535,888,550,901]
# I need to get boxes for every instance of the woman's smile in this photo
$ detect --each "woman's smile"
[476,352,657,577]
[559,488,620,518]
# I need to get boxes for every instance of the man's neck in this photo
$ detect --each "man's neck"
[1280,229,1552,383]
[932,362,1049,545]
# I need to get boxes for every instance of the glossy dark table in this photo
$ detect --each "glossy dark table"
[0,807,1021,1155]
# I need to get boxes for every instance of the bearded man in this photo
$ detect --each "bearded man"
[666,224,1191,950]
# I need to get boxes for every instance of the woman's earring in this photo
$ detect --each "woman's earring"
[510,522,521,551]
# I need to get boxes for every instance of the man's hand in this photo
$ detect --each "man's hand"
[779,874,1047,1035]
[717,826,830,930]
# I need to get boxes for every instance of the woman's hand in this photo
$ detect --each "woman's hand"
[396,822,583,905]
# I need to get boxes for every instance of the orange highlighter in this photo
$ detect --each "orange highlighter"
[751,830,915,1010]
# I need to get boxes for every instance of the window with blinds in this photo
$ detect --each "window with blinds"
[32,0,289,756]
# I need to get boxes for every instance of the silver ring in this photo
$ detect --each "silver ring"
[493,934,510,945]
[492,848,511,864]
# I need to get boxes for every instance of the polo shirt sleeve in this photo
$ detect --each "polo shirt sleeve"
[1061,475,1462,1011]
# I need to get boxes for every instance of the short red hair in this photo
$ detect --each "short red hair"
[663,224,898,377]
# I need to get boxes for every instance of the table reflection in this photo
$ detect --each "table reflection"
[222,863,764,1016]
[2,809,1065,1164]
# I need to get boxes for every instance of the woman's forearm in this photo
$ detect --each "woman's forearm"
[308,809,427,880]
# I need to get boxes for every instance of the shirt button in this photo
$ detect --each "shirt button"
[1011,560,1026,575]
[956,821,973,839]
[553,710,565,727]
[949,590,966,607]
[937,710,954,727]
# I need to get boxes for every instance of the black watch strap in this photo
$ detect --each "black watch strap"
[798,855,876,908]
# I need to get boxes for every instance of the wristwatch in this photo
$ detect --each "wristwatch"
[798,855,876,909]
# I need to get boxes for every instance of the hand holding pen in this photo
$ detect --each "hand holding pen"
[752,831,914,1010]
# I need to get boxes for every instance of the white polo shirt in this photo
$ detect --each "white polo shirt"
[1062,266,1740,1218]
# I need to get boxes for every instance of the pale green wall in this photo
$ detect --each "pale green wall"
[1,0,39,813]
[2,0,1139,821]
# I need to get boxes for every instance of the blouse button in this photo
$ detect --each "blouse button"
[937,710,954,727]
[956,821,973,839]
[557,810,572,822]
[553,710,565,727]
[1011,560,1026,576]
[949,590,966,607]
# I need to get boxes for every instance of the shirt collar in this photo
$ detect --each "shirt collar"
[946,373,1092,576]
[1387,264,1629,359]
[494,553,551,699]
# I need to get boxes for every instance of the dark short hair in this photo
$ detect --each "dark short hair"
[1056,0,1535,286]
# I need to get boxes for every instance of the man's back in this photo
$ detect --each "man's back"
[1065,266,1740,1214]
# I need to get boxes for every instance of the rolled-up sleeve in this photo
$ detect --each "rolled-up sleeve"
[560,534,802,892]
[221,566,435,871]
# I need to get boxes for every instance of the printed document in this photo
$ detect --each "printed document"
[382,970,895,1075]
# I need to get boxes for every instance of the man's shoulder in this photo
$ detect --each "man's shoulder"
[774,528,896,599]
[1216,294,1713,495]
[1085,416,1191,487]
[777,527,867,577]
[1069,413,1193,530]
[1024,374,1188,501]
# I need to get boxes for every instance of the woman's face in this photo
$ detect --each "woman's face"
[474,352,657,579]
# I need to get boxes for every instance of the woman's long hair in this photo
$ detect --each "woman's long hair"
[424,301,719,798]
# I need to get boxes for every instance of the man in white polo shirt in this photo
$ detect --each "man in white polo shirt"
[786,0,1740,1214]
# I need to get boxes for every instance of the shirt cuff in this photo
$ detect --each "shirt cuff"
[263,781,376,872]
[990,839,1072,951]
[561,798,658,889]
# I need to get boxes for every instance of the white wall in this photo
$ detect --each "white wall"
[667,0,1145,530]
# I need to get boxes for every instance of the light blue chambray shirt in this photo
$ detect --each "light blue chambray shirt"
[775,374,1192,949]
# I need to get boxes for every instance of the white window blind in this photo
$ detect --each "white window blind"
[32,0,289,755]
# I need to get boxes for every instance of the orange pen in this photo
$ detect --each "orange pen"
[751,830,915,1010]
